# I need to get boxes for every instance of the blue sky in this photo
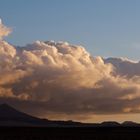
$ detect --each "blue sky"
[0,0,140,60]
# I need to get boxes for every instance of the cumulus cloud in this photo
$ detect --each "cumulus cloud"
[105,57,140,77]
[0,19,11,39]
[1,20,140,122]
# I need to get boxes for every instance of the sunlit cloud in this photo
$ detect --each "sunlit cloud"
[0,19,11,39]
[1,19,140,122]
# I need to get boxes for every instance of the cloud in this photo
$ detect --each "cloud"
[1,20,140,122]
[0,19,11,39]
[105,57,140,77]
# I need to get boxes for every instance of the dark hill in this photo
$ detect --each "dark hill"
[0,104,52,126]
[0,104,39,121]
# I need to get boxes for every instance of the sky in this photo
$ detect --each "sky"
[1,0,140,123]
[0,0,140,60]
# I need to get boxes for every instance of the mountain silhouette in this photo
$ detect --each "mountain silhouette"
[0,104,39,121]
[0,104,52,126]
[100,121,120,127]
[122,121,140,127]
[0,104,82,127]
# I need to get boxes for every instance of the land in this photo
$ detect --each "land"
[0,104,140,139]
[1,127,140,140]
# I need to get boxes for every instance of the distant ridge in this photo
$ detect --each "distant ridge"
[0,104,140,127]
[100,121,120,127]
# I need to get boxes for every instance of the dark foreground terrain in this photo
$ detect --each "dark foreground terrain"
[1,127,140,140]
[0,104,140,139]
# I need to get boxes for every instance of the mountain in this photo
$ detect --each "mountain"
[100,121,121,127]
[0,104,83,127]
[0,104,39,121]
[122,121,140,127]
[0,104,52,126]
